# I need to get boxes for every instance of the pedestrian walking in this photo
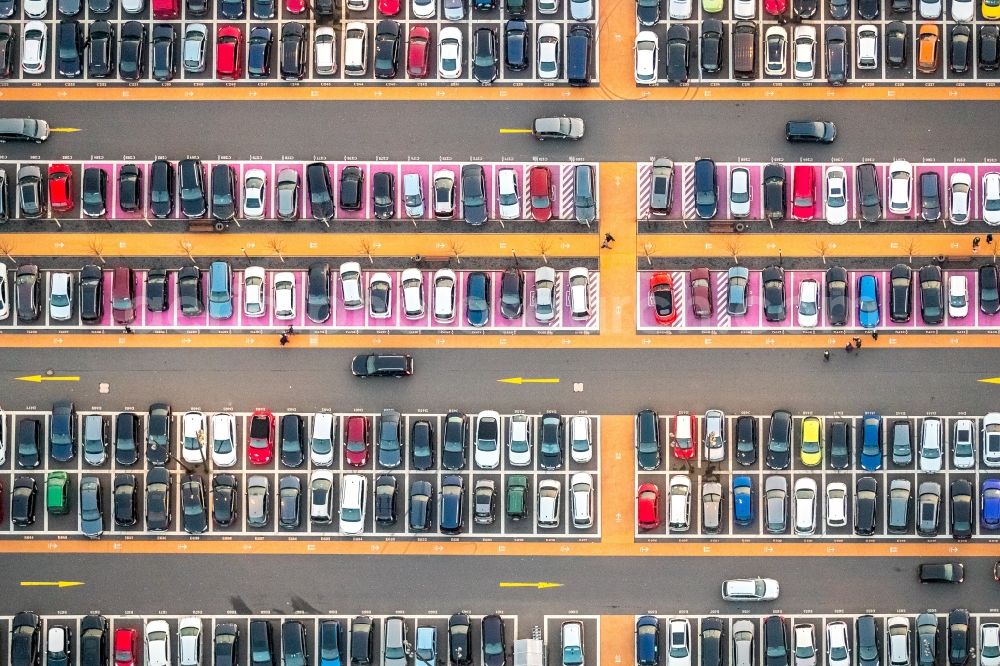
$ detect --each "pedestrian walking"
[872,331,879,341]
[823,350,830,361]
[974,237,982,253]
[279,333,289,346]
[988,234,994,245]
[854,338,863,349]
[124,325,133,334]
[844,343,853,353]
[286,325,294,336]
[602,233,615,249]
[600,239,610,249]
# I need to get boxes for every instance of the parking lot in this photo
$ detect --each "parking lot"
[635,411,999,540]
[0,408,601,540]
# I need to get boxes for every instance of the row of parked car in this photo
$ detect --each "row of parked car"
[646,158,1000,223]
[4,160,597,224]
[633,410,1000,470]
[635,0,1000,24]
[1,263,595,324]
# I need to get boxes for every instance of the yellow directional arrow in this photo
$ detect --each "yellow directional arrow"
[16,375,81,383]
[497,377,560,385]
[499,581,563,589]
[48,128,82,133]
[499,128,533,134]
[20,581,85,588]
[980,377,1000,384]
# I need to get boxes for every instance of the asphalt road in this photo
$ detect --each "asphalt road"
[3,348,998,415]
[0,101,989,163]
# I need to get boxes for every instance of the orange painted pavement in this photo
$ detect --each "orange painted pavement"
[601,616,634,666]
[598,163,637,340]
[599,417,635,545]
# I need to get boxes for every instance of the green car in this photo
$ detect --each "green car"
[506,475,528,521]
[46,471,70,515]
[702,0,724,11]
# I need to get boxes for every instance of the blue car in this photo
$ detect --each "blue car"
[983,479,1000,530]
[858,274,880,328]
[208,261,233,320]
[465,271,491,327]
[733,475,753,525]
[636,615,659,666]
[319,620,343,666]
[859,411,882,471]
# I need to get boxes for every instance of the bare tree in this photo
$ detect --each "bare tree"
[268,238,286,264]
[359,240,374,265]
[906,239,918,264]
[449,242,464,265]
[89,238,107,265]
[643,242,654,267]
[178,239,196,265]
[511,250,519,266]
[727,240,742,265]
[536,240,551,265]
[815,240,830,266]
[0,238,15,264]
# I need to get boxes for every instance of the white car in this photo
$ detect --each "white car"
[826,622,851,666]
[24,0,46,18]
[400,268,425,319]
[948,173,971,224]
[983,172,1000,225]
[181,411,207,464]
[793,25,816,80]
[826,482,847,527]
[314,27,337,75]
[953,418,975,468]
[793,625,816,666]
[888,160,913,215]
[669,0,691,19]
[210,412,238,467]
[47,626,71,666]
[22,22,47,74]
[948,275,968,318]
[273,271,296,319]
[535,266,557,323]
[634,31,658,84]
[412,0,435,17]
[243,266,267,317]
[797,279,819,328]
[568,267,590,319]
[952,0,974,20]
[569,415,593,463]
[981,623,1000,666]
[310,470,334,523]
[792,477,817,536]
[537,23,561,80]
[433,169,455,218]
[733,0,755,17]
[667,619,691,666]
[857,25,878,69]
[340,261,363,310]
[339,474,366,534]
[984,412,1000,467]
[825,167,848,225]
[887,618,910,666]
[145,620,172,666]
[368,272,392,319]
[310,413,335,467]
[243,169,267,219]
[668,475,692,531]
[508,414,532,466]
[474,410,502,469]
[122,0,144,12]
[721,577,780,601]
[570,472,593,528]
[177,617,203,666]
[919,418,943,472]
[49,272,73,321]
[765,26,787,76]
[729,167,751,218]
[438,27,463,79]
[919,0,941,16]
[497,168,520,220]
[433,268,456,322]
[0,270,9,320]
[570,0,592,19]
[0,408,6,465]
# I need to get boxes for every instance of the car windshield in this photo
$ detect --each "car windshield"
[799,298,817,316]
[795,645,813,658]
[51,290,70,307]
[341,507,360,521]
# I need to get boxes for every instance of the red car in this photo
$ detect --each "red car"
[344,415,370,466]
[689,267,713,318]
[764,0,786,16]
[378,0,400,14]
[792,165,817,221]
[672,413,697,460]
[649,272,677,325]
[48,164,74,212]
[247,409,275,465]
[216,26,243,79]
[407,26,430,78]
[285,0,305,11]
[528,166,553,222]
[637,483,660,530]
[113,628,138,666]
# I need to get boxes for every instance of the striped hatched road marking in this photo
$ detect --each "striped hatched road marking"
[554,271,564,322]
[681,163,696,220]
[587,272,601,329]
[559,164,575,219]
[671,270,687,328]
[715,271,731,329]
[636,163,653,220]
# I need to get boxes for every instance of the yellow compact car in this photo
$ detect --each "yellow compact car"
[984,0,1000,19]
[703,0,724,11]
[800,416,823,466]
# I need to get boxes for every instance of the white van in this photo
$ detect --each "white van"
[919,418,943,472]
[497,168,520,220]
[570,473,593,528]
[569,416,592,463]
[668,475,691,531]
[537,479,561,528]
[343,23,368,76]
[310,413,334,467]
[561,622,584,665]
[568,267,591,319]
[403,173,424,218]
[339,474,367,534]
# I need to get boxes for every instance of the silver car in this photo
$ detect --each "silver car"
[887,617,910,666]
[534,266,557,324]
[764,476,788,534]
[247,475,269,527]
[183,24,208,73]
[649,158,674,216]
[275,168,300,221]
[443,0,464,19]
[383,616,408,666]
[727,266,750,316]
[793,624,816,666]
[49,272,73,321]
[952,418,975,468]
[702,482,722,534]
[732,620,755,666]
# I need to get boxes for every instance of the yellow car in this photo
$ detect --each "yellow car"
[702,0,724,10]
[800,416,823,466]
[984,0,1000,19]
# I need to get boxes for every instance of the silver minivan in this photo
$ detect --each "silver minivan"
[918,418,943,472]
[403,173,424,218]
[733,620,756,666]
[83,414,107,466]
[570,473,593,529]
[573,164,596,225]
[383,617,408,666]
[561,621,585,666]
[182,24,208,73]
[765,475,788,533]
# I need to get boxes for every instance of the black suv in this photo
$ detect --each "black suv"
[340,166,364,211]
[211,164,237,221]
[15,264,42,321]
[306,162,334,221]
[889,264,912,323]
[179,158,207,218]
[149,159,175,218]
[763,164,786,222]
[56,20,84,77]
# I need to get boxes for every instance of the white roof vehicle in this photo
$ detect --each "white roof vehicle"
[948,172,971,224]
[314,27,337,75]
[310,413,335,467]
[508,413,532,466]
[826,621,851,666]
[797,279,819,328]
[177,617,203,666]
[983,412,1000,467]
[825,167,848,225]
[412,0,435,17]
[339,474,367,534]
[857,25,878,69]
[211,412,238,467]
[793,624,817,666]
[243,169,267,219]
[340,261,364,310]
[793,25,816,81]
[980,623,1000,666]
[433,268,456,322]
[669,0,691,19]
[24,0,46,18]
[667,619,691,666]
[721,577,780,601]
[983,172,1000,225]
[951,0,974,21]
[0,271,9,320]
[474,410,502,469]
[765,26,787,76]
[243,266,266,317]
[310,470,335,523]
[826,482,847,526]
[537,22,561,81]
[49,272,73,321]
[144,620,172,666]
[534,266,557,323]
[888,160,913,215]
[733,0,755,18]
[570,472,593,528]
[400,268,425,319]
[919,0,941,17]
[497,168,520,220]
[22,22,47,74]
[948,275,968,318]
[273,271,296,320]
[438,27,463,79]
[569,415,592,463]
[634,31,658,84]
[793,477,817,536]
[181,411,207,464]
[568,267,590,320]
[729,167,752,218]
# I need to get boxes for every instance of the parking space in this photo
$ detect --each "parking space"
[634,411,1000,541]
[0,409,600,540]
[544,615,600,664]
[637,267,999,332]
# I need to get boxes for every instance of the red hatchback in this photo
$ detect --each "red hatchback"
[407,26,430,78]
[216,26,243,79]
[792,165,817,220]
[637,483,660,530]
[344,415,370,466]
[247,409,275,465]
[649,272,677,325]
[764,0,787,15]
[285,0,305,11]
[528,166,553,222]
[48,164,74,212]
[378,0,400,14]
[113,628,137,666]
[689,266,713,318]
[672,413,697,460]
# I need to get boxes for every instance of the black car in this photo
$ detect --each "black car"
[248,26,273,78]
[0,25,15,78]
[318,622,342,666]
[827,420,851,469]
[146,403,172,466]
[785,121,837,143]
[734,414,757,466]
[212,473,237,527]
[539,413,564,470]
[50,400,77,462]
[410,420,435,470]
[449,613,472,666]
[118,163,142,212]
[920,562,964,582]
[151,24,175,81]
[828,0,848,18]
[278,475,301,529]
[762,265,786,322]
[305,262,331,323]
[857,0,878,18]
[211,163,237,221]
[306,162,334,221]
[886,22,907,68]
[374,474,398,525]
[763,616,788,666]
[146,465,172,531]
[792,0,817,15]
[854,163,882,222]
[11,476,37,526]
[280,414,305,467]
[981,25,1000,70]
[466,271,491,326]
[825,266,848,326]
[180,475,209,534]
[461,164,488,225]
[666,24,690,83]
[889,263,912,323]
[80,615,109,666]
[762,163,786,222]
[214,624,240,666]
[948,609,970,666]
[351,353,414,378]
[179,158,207,218]
[372,171,394,220]
[825,25,847,85]
[113,473,137,526]
[693,158,717,219]
[699,618,724,666]
[700,19,723,74]
[474,480,496,524]
[16,418,42,468]
[11,611,42,666]
[373,20,400,79]
[441,411,468,470]
[409,479,433,531]
[473,27,498,83]
[76,263,101,322]
[500,268,524,319]
[765,409,792,470]
[220,0,245,17]
[918,265,944,324]
[280,22,306,80]
[249,621,273,666]
[504,20,529,71]
[281,621,307,666]
[119,21,146,81]
[950,25,971,74]
[950,478,973,539]
[88,20,115,77]
[855,476,878,536]
[980,264,1000,314]
[15,265,41,322]
[350,617,374,666]
[340,165,363,211]
[82,166,108,217]
[636,409,661,470]
[378,409,402,468]
[178,266,205,316]
[481,615,506,666]
[149,159,175,218]
[57,20,84,77]
[855,616,879,666]
[144,268,169,313]
[17,166,45,219]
